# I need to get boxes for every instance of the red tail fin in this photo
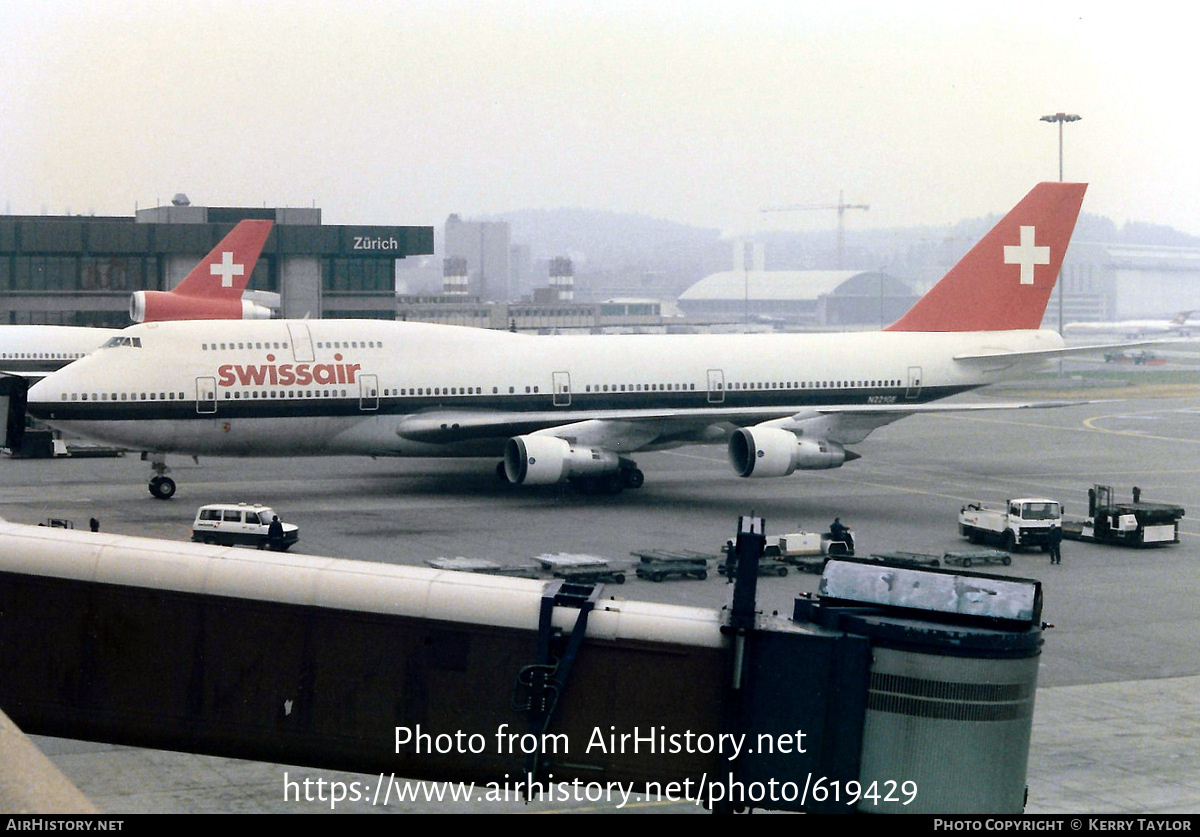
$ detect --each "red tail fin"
[885,183,1086,332]
[171,220,273,298]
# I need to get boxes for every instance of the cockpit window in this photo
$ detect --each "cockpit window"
[100,336,142,349]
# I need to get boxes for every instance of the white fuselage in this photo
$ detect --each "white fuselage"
[0,325,117,377]
[27,319,1064,457]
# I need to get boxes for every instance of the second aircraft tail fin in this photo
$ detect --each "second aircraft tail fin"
[171,219,273,299]
[130,220,274,323]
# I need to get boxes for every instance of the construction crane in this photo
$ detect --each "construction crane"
[761,190,869,269]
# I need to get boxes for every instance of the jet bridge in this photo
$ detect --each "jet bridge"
[0,516,1042,813]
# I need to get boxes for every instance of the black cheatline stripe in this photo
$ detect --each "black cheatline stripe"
[35,385,975,423]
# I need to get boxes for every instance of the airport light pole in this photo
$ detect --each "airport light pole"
[1040,113,1081,182]
[1041,112,1081,377]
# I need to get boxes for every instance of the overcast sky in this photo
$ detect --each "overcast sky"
[2,1,1195,239]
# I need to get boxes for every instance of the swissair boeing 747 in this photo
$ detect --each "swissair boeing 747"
[23,183,1096,499]
[0,219,273,378]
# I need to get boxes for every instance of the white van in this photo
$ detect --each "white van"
[191,503,299,551]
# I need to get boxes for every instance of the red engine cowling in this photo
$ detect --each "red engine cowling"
[130,291,273,323]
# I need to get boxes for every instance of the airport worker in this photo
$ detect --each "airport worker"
[89,517,99,532]
[1048,524,1063,565]
[268,515,284,551]
[829,517,855,555]
[830,517,848,541]
[723,538,737,583]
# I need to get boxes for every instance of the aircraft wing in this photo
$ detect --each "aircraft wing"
[398,406,773,444]
[767,399,1084,445]
[395,399,1082,449]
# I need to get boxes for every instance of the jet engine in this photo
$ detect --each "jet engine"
[130,292,273,324]
[728,426,851,478]
[503,435,620,485]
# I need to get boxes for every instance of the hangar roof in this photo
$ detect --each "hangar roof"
[679,270,912,302]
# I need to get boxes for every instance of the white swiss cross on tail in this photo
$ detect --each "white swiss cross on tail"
[210,251,245,288]
[1003,226,1050,285]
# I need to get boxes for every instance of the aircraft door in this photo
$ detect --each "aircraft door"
[552,371,571,407]
[287,323,315,363]
[196,376,217,414]
[905,366,923,400]
[707,369,725,403]
[359,374,379,411]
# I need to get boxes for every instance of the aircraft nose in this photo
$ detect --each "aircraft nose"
[26,377,51,410]
[27,372,65,412]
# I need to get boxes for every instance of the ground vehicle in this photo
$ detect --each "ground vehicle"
[1064,485,1184,546]
[757,530,854,559]
[1103,349,1161,365]
[632,550,710,582]
[720,530,848,575]
[958,498,1061,552]
[941,549,1011,568]
[191,503,298,551]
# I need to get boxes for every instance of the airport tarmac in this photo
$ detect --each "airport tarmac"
[4,389,1200,813]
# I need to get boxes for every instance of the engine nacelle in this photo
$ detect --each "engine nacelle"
[240,299,274,320]
[503,435,620,485]
[130,291,273,323]
[728,427,849,478]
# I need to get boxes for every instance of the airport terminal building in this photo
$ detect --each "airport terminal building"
[0,198,433,326]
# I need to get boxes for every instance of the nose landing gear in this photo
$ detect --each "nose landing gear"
[143,455,176,500]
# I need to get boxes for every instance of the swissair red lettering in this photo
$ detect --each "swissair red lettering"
[237,365,269,386]
[216,362,361,389]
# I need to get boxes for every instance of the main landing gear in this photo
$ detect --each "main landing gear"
[566,461,645,495]
[143,454,176,500]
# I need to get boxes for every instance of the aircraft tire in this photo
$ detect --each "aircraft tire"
[623,468,645,489]
[602,472,625,494]
[149,476,176,500]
